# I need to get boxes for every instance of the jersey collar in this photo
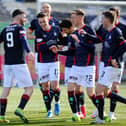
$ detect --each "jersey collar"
[77,24,86,31]
[43,25,52,32]
[48,16,52,21]
[116,21,120,26]
[108,26,116,32]
[10,23,18,25]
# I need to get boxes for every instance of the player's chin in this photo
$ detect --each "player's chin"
[22,23,25,26]
[20,20,25,25]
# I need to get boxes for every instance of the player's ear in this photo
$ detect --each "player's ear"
[17,15,21,20]
[70,26,73,30]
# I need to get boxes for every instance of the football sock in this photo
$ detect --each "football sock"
[50,88,54,103]
[90,94,97,107]
[68,91,78,114]
[78,91,86,116]
[42,90,51,111]
[75,93,80,112]
[39,84,48,110]
[107,91,126,104]
[39,84,43,92]
[18,94,30,109]
[0,99,7,116]
[78,91,85,105]
[96,95,104,120]
[110,90,118,112]
[53,88,60,103]
[80,105,86,117]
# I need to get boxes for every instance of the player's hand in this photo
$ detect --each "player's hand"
[111,59,119,68]
[79,29,87,35]
[49,45,58,53]
[57,45,64,50]
[61,31,67,37]
[27,52,34,60]
[70,34,80,43]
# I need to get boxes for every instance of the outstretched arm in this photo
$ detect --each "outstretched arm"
[79,29,102,44]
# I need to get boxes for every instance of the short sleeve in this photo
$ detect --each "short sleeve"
[19,26,26,38]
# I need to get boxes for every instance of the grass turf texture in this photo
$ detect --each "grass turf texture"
[0,85,126,126]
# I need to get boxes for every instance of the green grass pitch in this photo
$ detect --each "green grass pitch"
[0,85,126,126]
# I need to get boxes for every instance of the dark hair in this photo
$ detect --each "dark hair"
[102,11,116,24]
[60,19,72,28]
[72,9,85,16]
[37,12,46,18]
[109,7,120,17]
[12,9,25,18]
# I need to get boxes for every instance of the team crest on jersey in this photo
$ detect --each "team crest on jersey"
[43,34,47,38]
[37,38,43,42]
[81,34,85,37]
[104,41,110,48]
[20,30,26,34]
[52,22,55,26]
[54,32,57,36]
[108,35,111,39]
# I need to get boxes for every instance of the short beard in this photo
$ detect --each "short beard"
[20,20,25,26]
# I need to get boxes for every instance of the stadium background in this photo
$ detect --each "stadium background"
[0,0,126,85]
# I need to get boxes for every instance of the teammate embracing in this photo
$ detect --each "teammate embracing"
[59,15,98,121]
[92,7,126,120]
[84,11,126,124]
[63,10,87,119]
[35,12,60,118]
[27,3,60,115]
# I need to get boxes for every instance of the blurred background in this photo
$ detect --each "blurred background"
[0,0,126,85]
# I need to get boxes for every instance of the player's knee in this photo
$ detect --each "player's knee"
[24,86,33,96]
[43,87,50,91]
[1,88,11,98]
[51,81,59,91]
[86,87,94,95]
[112,87,118,92]
[67,83,75,92]
[75,86,82,93]
[75,90,80,94]
[112,82,119,91]
[95,84,106,95]
[41,82,50,90]
[30,87,33,94]
[52,86,58,91]
[87,92,94,98]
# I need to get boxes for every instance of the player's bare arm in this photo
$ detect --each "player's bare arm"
[26,29,35,40]
[49,45,58,54]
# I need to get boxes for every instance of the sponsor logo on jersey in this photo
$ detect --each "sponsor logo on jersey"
[104,41,110,48]
[52,22,55,26]
[20,30,26,34]
[54,32,57,36]
[36,38,43,42]
[108,35,111,39]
